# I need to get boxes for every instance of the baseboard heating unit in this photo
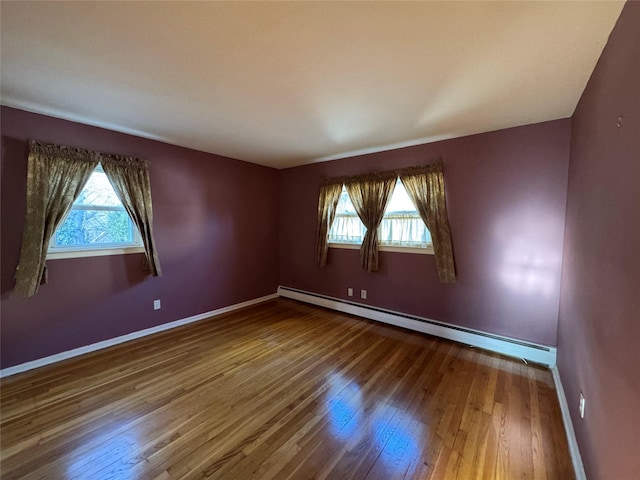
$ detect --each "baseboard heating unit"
[278,285,556,366]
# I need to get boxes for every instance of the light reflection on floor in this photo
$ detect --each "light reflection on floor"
[325,373,364,441]
[325,373,425,472]
[66,425,138,480]
[372,406,422,470]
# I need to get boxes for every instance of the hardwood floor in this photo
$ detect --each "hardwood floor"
[0,299,574,479]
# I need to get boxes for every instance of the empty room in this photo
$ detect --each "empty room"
[0,1,638,479]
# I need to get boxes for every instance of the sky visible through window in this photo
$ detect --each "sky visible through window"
[75,168,121,207]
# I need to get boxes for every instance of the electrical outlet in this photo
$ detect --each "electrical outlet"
[154,299,161,310]
[579,392,586,418]
[347,288,353,297]
[361,289,367,300]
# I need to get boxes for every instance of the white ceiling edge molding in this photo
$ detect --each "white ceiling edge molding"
[1,98,177,152]
[291,115,573,168]
[1,97,571,170]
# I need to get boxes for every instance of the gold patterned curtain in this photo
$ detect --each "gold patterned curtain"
[400,165,456,282]
[101,156,162,277]
[15,141,99,297]
[345,173,397,272]
[316,182,343,267]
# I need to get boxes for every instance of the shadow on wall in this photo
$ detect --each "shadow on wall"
[1,136,29,296]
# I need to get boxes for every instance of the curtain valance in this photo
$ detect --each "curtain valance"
[320,163,445,187]
[28,140,101,163]
[28,140,150,168]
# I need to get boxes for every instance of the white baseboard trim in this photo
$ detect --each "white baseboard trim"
[278,285,557,367]
[551,366,587,480]
[0,293,278,378]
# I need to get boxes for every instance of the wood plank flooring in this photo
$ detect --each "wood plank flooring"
[0,298,574,479]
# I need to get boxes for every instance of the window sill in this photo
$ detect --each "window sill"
[329,243,434,255]
[47,246,145,260]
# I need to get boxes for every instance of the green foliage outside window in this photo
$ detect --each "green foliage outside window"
[55,210,132,246]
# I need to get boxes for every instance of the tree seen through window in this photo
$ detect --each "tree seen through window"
[52,165,140,249]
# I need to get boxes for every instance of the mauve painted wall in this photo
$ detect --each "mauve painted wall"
[279,119,571,346]
[1,106,279,368]
[557,2,640,478]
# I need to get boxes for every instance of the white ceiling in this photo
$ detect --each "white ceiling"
[0,1,624,169]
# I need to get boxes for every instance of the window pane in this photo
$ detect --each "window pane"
[385,178,417,213]
[329,181,432,248]
[335,188,358,214]
[54,209,135,247]
[330,213,367,243]
[381,180,431,246]
[330,186,366,243]
[379,214,432,247]
[74,168,122,207]
[50,165,141,252]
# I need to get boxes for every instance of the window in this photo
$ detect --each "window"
[329,178,433,253]
[47,164,144,259]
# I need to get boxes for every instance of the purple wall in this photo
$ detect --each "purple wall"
[280,120,571,346]
[557,2,640,478]
[1,106,279,368]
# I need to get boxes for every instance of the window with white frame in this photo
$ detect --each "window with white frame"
[47,164,143,259]
[329,178,433,251]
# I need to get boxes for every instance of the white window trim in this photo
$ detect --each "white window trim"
[329,242,434,255]
[47,246,145,260]
[47,221,144,260]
